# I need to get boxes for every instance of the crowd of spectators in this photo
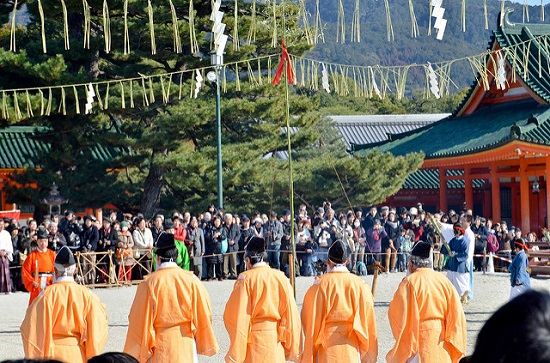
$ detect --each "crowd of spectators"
[1,201,543,290]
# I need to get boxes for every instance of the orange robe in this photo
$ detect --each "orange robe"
[21,248,56,305]
[224,263,301,363]
[386,268,467,363]
[124,265,219,362]
[301,268,378,363]
[20,278,108,363]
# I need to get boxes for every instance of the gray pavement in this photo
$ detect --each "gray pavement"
[1,271,549,362]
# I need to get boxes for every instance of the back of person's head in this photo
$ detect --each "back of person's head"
[469,289,550,363]
[88,352,139,363]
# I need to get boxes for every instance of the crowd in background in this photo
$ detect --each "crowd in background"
[0,200,543,292]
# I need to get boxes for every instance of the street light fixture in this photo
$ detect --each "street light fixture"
[210,0,227,209]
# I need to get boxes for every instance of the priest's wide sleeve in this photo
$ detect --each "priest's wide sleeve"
[20,295,53,358]
[300,283,324,363]
[192,279,219,356]
[444,288,467,363]
[84,293,109,359]
[386,279,419,363]
[355,282,378,363]
[124,283,156,363]
[224,278,251,363]
[280,278,301,362]
[21,255,37,295]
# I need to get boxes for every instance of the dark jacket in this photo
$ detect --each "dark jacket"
[98,226,118,253]
[205,225,227,264]
[80,225,100,252]
[225,222,241,253]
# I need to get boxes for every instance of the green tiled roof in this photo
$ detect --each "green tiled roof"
[354,99,550,158]
[403,169,485,190]
[0,126,121,169]
[495,10,550,103]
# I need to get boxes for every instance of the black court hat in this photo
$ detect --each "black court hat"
[328,240,348,264]
[411,241,431,259]
[55,246,76,266]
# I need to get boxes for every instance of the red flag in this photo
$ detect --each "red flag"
[272,39,295,85]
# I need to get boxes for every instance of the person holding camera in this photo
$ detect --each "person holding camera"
[265,211,283,270]
[98,217,118,283]
[80,215,100,285]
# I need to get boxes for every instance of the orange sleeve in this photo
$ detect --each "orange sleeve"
[444,286,467,363]
[224,278,252,363]
[21,253,37,293]
[20,293,53,358]
[300,282,323,363]
[84,292,109,359]
[124,282,156,363]
[386,279,419,363]
[280,278,301,362]
[355,282,378,363]
[192,279,219,356]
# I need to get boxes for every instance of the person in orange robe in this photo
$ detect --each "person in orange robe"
[20,246,108,363]
[224,236,301,363]
[21,227,56,305]
[301,240,378,363]
[387,242,467,363]
[124,232,219,362]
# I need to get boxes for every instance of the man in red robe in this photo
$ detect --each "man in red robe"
[21,227,56,305]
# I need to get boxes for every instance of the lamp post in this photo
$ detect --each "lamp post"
[208,54,224,210]
[210,0,227,209]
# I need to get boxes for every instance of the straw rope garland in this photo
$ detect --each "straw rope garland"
[351,0,361,43]
[103,0,112,53]
[189,0,199,55]
[336,0,346,43]
[10,0,18,52]
[408,0,419,38]
[6,0,549,60]
[83,0,91,49]
[37,0,47,53]
[1,30,550,121]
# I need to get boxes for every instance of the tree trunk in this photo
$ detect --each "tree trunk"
[140,163,165,219]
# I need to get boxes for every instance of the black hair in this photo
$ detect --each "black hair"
[247,251,267,265]
[469,290,550,363]
[88,352,139,363]
[157,247,179,261]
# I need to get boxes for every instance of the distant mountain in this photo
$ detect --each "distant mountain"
[306,0,550,93]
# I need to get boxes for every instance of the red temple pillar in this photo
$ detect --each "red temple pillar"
[464,167,473,210]
[439,167,448,213]
[546,156,550,229]
[520,157,530,232]
[490,163,501,222]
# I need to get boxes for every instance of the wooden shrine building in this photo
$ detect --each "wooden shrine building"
[353,10,550,234]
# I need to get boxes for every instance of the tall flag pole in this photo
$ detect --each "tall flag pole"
[273,38,297,296]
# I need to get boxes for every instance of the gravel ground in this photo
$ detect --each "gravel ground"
[1,271,549,362]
